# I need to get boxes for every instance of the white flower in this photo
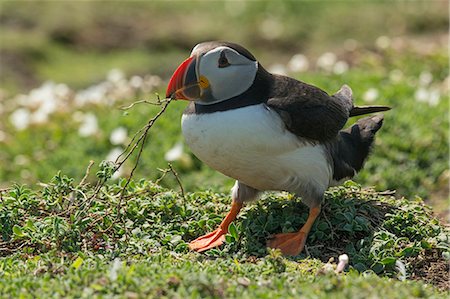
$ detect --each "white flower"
[260,18,284,40]
[375,36,391,49]
[109,258,122,282]
[333,61,349,75]
[107,69,125,83]
[419,71,433,86]
[363,88,379,103]
[30,108,49,124]
[389,69,403,83]
[414,87,428,103]
[54,83,71,98]
[10,108,31,130]
[164,142,184,162]
[268,64,287,76]
[106,147,123,162]
[288,54,309,73]
[110,127,128,145]
[428,88,440,106]
[129,76,143,89]
[74,83,110,106]
[317,52,336,71]
[78,113,98,137]
[106,147,124,179]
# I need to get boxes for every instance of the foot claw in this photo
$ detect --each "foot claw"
[189,228,226,252]
[266,232,307,256]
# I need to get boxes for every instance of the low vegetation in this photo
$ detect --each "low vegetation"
[0,172,448,297]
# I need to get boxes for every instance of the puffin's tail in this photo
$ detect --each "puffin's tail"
[329,114,385,182]
[333,85,391,117]
[350,106,391,117]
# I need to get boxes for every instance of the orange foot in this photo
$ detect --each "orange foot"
[266,231,308,256]
[189,228,227,252]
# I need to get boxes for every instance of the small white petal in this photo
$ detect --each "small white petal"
[419,71,433,86]
[363,88,379,103]
[78,113,98,137]
[428,89,440,106]
[165,142,184,162]
[288,54,309,73]
[268,64,287,76]
[389,69,403,83]
[10,108,31,130]
[333,61,349,75]
[110,127,128,145]
[317,52,337,71]
[30,108,49,124]
[107,69,125,83]
[414,87,429,103]
[109,258,122,282]
[375,36,391,49]
[260,18,284,40]
[129,76,143,89]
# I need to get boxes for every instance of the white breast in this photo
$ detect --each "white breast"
[181,104,332,194]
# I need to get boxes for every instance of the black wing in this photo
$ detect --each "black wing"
[267,75,353,142]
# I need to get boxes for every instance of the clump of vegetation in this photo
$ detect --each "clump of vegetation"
[1,171,448,296]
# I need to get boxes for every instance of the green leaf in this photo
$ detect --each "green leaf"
[228,222,238,239]
[225,235,235,243]
[420,240,432,249]
[71,257,84,269]
[371,262,384,274]
[170,235,182,245]
[12,225,25,237]
[342,223,353,232]
[381,257,396,266]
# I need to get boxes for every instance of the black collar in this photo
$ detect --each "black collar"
[184,67,273,114]
[193,96,265,113]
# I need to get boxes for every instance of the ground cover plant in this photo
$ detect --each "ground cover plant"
[0,173,448,297]
[0,1,448,298]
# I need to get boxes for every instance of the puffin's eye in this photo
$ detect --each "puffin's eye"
[218,52,230,68]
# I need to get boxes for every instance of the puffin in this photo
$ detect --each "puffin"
[166,41,390,256]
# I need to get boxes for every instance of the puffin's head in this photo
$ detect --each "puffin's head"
[166,41,259,105]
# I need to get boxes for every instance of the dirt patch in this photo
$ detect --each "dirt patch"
[409,248,449,291]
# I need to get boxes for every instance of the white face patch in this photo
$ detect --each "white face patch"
[197,46,258,104]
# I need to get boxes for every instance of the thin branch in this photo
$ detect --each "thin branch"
[117,97,173,199]
[79,160,95,187]
[168,163,185,200]
[119,98,167,110]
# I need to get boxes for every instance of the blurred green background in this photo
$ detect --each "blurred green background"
[0,1,448,214]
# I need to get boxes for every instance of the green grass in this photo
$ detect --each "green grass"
[0,174,448,297]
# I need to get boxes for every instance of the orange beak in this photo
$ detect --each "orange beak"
[166,56,200,100]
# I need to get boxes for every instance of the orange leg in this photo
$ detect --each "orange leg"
[267,205,321,256]
[189,201,243,252]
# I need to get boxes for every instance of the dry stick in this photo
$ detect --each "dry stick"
[79,160,95,186]
[114,97,173,240]
[116,97,173,200]
[83,96,173,231]
[114,98,170,170]
[119,99,165,110]
[168,162,185,200]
